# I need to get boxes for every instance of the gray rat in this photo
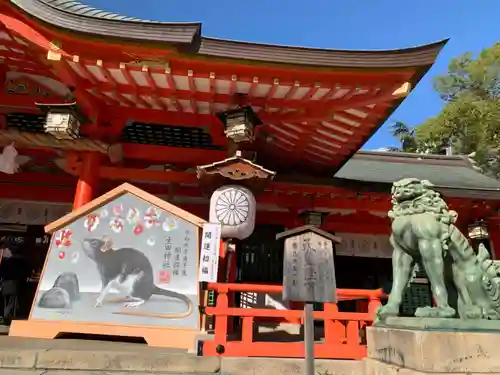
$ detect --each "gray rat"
[82,237,193,318]
[37,271,81,309]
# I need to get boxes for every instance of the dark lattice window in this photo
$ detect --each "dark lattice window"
[121,122,219,149]
[6,113,45,133]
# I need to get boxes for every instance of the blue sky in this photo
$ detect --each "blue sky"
[84,0,499,150]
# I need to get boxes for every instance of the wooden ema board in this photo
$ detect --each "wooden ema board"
[9,183,207,349]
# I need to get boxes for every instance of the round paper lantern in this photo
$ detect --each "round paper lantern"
[209,185,256,240]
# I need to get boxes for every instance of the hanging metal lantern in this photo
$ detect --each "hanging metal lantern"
[301,211,325,227]
[37,102,82,140]
[468,219,489,240]
[217,106,262,144]
[209,185,256,240]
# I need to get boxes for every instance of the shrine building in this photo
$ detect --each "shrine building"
[1,0,500,328]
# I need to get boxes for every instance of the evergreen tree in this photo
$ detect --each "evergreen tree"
[389,43,500,178]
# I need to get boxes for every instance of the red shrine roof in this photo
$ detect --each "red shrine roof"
[0,0,447,175]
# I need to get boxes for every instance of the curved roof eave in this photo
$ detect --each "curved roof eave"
[10,0,202,45]
[198,38,449,68]
[10,0,448,69]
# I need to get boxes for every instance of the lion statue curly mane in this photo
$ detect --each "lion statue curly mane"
[376,178,500,321]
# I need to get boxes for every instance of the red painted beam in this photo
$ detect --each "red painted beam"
[22,160,499,216]
[0,182,75,202]
[0,93,42,112]
[0,181,390,232]
[121,144,227,165]
[0,171,76,185]
[168,57,415,87]
[0,175,492,235]
[64,161,377,197]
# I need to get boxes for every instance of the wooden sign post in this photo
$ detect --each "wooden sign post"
[277,225,340,375]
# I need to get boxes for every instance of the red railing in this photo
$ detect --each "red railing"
[202,283,383,359]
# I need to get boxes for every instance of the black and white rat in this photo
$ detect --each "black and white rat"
[82,237,193,319]
[37,272,80,309]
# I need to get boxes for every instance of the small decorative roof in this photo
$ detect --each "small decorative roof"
[276,225,341,244]
[45,183,207,233]
[197,151,276,193]
[197,151,276,178]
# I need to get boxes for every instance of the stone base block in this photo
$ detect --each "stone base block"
[367,325,500,373]
[376,316,500,332]
[364,358,500,375]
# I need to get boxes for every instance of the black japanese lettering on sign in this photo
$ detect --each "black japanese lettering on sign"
[181,229,191,277]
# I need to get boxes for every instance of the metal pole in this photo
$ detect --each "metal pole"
[304,302,315,375]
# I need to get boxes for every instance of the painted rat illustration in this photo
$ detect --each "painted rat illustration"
[38,272,80,309]
[82,237,193,319]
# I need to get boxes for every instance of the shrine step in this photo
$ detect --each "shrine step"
[0,336,363,374]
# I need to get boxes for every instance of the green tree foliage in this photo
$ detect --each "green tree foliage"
[392,43,500,178]
[387,121,418,152]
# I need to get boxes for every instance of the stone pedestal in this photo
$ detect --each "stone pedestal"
[366,319,500,374]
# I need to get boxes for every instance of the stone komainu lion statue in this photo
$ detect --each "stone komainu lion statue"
[376,178,500,321]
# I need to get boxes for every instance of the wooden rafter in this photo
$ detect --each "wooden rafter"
[266,78,280,103]
[0,25,107,121]
[139,65,163,110]
[158,57,415,87]
[208,71,216,114]
[76,77,407,116]
[186,69,197,113]
[68,58,116,106]
[0,26,54,77]
[248,76,259,98]
[164,65,182,112]
[228,74,237,99]
[0,92,387,133]
[94,59,137,107]
[302,82,321,101]
[119,63,149,108]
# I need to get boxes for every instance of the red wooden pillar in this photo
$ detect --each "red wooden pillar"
[73,152,101,209]
[487,218,500,260]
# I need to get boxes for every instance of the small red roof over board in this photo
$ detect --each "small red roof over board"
[0,0,447,175]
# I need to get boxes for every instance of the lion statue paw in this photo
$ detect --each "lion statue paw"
[415,306,456,318]
[462,306,500,320]
[375,304,399,323]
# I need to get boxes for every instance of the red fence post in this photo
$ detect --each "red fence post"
[213,289,229,353]
[205,284,379,359]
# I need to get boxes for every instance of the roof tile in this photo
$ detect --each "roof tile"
[336,152,500,190]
